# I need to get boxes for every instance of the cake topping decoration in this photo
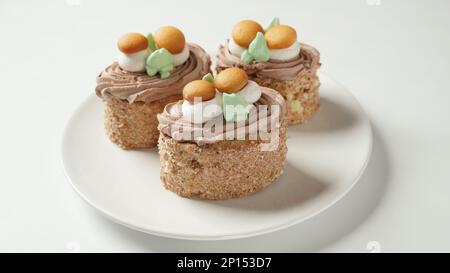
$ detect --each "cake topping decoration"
[180,69,262,124]
[214,67,248,93]
[118,33,149,54]
[264,25,297,49]
[202,73,215,84]
[146,33,158,51]
[117,33,150,72]
[183,80,216,103]
[158,86,285,147]
[232,20,263,48]
[215,68,261,122]
[153,26,186,54]
[181,75,223,124]
[222,93,249,122]
[145,48,174,79]
[241,32,270,64]
[98,44,211,103]
[264,17,280,32]
[116,26,191,76]
[142,26,190,78]
[234,80,262,104]
[227,18,302,63]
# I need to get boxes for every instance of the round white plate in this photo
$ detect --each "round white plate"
[61,73,372,240]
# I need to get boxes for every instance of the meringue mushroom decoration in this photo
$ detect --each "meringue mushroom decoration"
[181,74,223,124]
[216,67,262,122]
[117,26,190,78]
[117,33,150,72]
[228,17,302,64]
[181,68,262,124]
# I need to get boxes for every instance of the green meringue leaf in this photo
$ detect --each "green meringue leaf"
[264,17,280,32]
[241,49,254,64]
[222,93,249,122]
[202,73,215,84]
[160,70,172,79]
[146,67,158,76]
[145,48,174,78]
[248,32,270,62]
[147,33,158,51]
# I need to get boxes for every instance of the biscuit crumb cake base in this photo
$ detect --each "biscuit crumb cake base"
[252,74,320,125]
[158,122,288,200]
[104,95,181,149]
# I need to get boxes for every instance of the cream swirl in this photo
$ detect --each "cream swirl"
[157,87,285,145]
[216,40,321,81]
[96,43,211,103]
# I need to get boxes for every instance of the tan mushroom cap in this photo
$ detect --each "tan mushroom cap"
[117,33,149,54]
[215,67,248,94]
[264,25,297,49]
[183,80,216,103]
[154,26,186,54]
[232,20,263,48]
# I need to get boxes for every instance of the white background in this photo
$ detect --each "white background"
[1,0,449,252]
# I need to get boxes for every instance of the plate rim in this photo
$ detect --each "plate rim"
[61,73,373,240]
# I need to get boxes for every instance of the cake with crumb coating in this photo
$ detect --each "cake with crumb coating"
[95,27,211,149]
[216,18,321,125]
[157,68,287,200]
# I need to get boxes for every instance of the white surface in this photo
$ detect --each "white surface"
[61,74,372,240]
[1,0,450,252]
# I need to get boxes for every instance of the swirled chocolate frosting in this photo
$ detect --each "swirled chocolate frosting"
[216,41,320,81]
[96,43,211,103]
[157,87,286,145]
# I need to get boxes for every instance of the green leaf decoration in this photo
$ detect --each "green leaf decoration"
[159,65,173,79]
[147,33,158,51]
[202,73,215,84]
[222,93,249,122]
[264,17,280,32]
[145,48,174,78]
[248,32,270,62]
[241,50,254,64]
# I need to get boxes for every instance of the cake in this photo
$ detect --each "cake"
[157,68,288,200]
[216,18,321,125]
[96,26,211,149]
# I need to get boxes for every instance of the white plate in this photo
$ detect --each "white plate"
[61,73,372,240]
